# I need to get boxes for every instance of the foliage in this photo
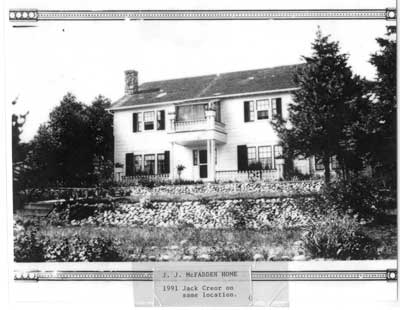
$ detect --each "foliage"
[20,93,113,189]
[176,164,186,180]
[302,210,378,260]
[272,28,368,182]
[14,219,45,262]
[248,161,263,171]
[12,98,29,163]
[47,198,116,225]
[364,28,397,188]
[12,98,30,210]
[44,234,122,262]
[321,176,395,221]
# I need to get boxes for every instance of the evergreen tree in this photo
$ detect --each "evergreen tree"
[272,28,365,183]
[367,27,396,187]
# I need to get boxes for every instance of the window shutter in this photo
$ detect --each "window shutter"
[164,151,170,173]
[157,110,165,130]
[237,145,248,171]
[132,113,138,132]
[125,153,134,176]
[276,98,282,116]
[244,101,250,122]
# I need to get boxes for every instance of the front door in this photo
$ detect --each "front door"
[199,150,208,179]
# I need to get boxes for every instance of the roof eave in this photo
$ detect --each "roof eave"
[108,87,299,112]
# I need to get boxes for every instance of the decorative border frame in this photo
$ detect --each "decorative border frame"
[8,6,397,291]
[14,269,397,282]
[8,8,397,23]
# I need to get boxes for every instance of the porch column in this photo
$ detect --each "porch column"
[207,139,216,182]
[170,142,176,180]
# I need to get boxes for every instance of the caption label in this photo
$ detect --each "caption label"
[153,267,252,306]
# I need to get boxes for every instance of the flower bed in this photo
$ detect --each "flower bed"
[127,180,323,196]
[57,196,324,229]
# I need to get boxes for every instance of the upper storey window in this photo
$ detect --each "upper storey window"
[132,110,165,132]
[144,111,155,130]
[256,99,269,120]
[176,104,206,121]
[244,97,282,123]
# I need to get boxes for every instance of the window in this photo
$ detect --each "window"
[258,146,273,170]
[134,155,143,175]
[157,110,165,130]
[144,154,155,174]
[271,98,282,117]
[157,153,166,174]
[244,101,255,122]
[247,147,257,166]
[256,99,270,120]
[176,105,206,121]
[144,111,155,130]
[193,150,199,166]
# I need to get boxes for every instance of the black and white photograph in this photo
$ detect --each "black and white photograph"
[2,0,398,308]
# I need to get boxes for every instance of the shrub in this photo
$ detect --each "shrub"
[44,234,122,262]
[322,176,394,221]
[48,198,115,225]
[14,220,45,262]
[302,210,378,260]
[208,244,254,261]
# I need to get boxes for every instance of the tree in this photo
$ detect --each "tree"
[12,98,30,210]
[12,98,29,163]
[86,95,114,183]
[272,28,366,183]
[24,93,114,187]
[366,27,396,187]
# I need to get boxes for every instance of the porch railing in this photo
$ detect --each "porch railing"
[172,119,207,132]
[215,169,283,182]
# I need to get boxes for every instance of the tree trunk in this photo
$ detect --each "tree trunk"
[323,155,331,184]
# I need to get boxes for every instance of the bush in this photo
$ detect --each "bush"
[44,234,122,262]
[14,225,45,262]
[48,198,115,225]
[302,210,378,260]
[322,176,395,221]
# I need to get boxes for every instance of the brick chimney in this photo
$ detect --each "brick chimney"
[124,70,138,95]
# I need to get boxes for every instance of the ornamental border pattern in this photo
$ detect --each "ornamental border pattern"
[9,8,397,22]
[14,269,397,282]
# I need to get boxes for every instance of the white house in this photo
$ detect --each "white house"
[109,65,329,182]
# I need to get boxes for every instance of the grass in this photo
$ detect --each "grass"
[32,220,396,261]
[36,224,303,261]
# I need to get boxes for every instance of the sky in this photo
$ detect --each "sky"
[5,0,396,142]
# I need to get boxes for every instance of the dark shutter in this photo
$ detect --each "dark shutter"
[132,113,138,132]
[157,110,165,130]
[164,151,170,173]
[125,153,134,176]
[237,145,248,171]
[244,101,250,122]
[276,98,282,116]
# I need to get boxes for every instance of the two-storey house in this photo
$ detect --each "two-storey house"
[109,65,323,182]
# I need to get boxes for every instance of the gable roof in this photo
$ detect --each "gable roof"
[110,64,302,110]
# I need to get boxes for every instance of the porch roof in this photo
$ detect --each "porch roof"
[110,64,303,110]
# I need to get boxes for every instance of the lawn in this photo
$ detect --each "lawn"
[14,179,397,262]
